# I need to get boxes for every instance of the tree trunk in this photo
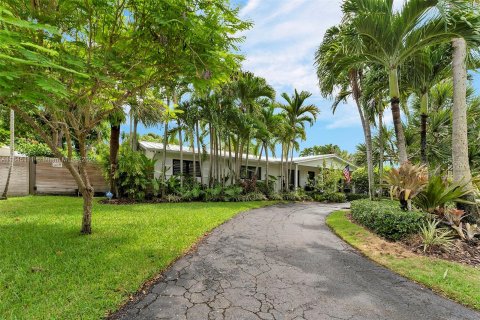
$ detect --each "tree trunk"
[132,117,138,151]
[1,109,14,200]
[192,131,197,183]
[350,70,374,199]
[195,122,203,185]
[161,118,168,198]
[452,37,477,220]
[378,109,384,197]
[420,92,429,165]
[265,142,269,190]
[178,121,183,188]
[81,186,94,234]
[280,142,284,192]
[389,68,408,163]
[109,123,120,198]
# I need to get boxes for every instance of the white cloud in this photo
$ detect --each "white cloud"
[237,0,406,130]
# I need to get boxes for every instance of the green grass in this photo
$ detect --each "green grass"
[0,196,275,319]
[327,210,480,311]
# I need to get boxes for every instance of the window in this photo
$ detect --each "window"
[240,166,262,180]
[172,159,201,177]
[308,171,315,180]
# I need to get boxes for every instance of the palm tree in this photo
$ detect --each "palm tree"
[316,25,375,199]
[280,89,319,190]
[341,0,475,163]
[401,45,452,165]
[1,109,14,200]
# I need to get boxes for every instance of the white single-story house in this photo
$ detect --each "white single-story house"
[139,141,357,192]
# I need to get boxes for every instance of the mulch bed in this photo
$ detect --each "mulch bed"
[99,198,168,205]
[345,213,480,267]
[403,236,480,267]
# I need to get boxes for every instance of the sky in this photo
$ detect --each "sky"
[232,0,480,154]
[131,0,480,155]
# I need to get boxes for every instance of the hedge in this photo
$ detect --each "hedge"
[350,199,425,241]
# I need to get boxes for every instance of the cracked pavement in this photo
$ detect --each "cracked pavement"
[114,203,480,320]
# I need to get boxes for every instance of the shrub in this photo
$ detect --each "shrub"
[164,194,182,203]
[268,193,284,201]
[204,185,223,202]
[346,193,369,202]
[419,219,454,252]
[351,199,425,241]
[239,192,267,202]
[314,192,347,203]
[181,184,204,201]
[282,192,303,201]
[256,181,274,196]
[351,168,370,194]
[116,148,158,200]
[224,185,243,202]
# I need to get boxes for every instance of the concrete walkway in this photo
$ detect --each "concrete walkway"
[115,203,480,320]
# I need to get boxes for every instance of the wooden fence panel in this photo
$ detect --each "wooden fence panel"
[35,158,78,194]
[0,157,29,196]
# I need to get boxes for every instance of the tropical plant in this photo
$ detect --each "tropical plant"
[419,219,454,253]
[413,175,473,215]
[384,162,428,210]
[116,147,158,200]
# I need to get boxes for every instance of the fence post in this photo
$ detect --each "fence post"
[29,157,36,195]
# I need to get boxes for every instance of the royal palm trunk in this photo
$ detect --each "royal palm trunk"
[451,37,477,220]
[389,68,408,164]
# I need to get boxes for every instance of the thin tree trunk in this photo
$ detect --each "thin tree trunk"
[265,142,269,190]
[1,109,14,200]
[209,125,213,187]
[132,117,138,151]
[162,116,169,198]
[420,92,429,165]
[109,123,120,198]
[192,131,197,183]
[280,142,284,192]
[350,70,374,199]
[178,121,183,188]
[255,143,264,179]
[195,121,203,185]
[78,136,94,235]
[452,37,477,220]
[378,109,384,197]
[389,68,408,163]
[228,136,233,184]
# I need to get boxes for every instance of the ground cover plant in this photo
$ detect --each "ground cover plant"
[0,196,275,319]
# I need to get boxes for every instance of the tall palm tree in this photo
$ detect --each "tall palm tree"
[342,0,475,163]
[316,25,375,199]
[1,109,14,200]
[280,89,319,190]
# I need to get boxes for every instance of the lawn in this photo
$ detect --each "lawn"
[326,210,480,311]
[0,196,275,319]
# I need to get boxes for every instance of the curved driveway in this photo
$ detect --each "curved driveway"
[116,203,479,320]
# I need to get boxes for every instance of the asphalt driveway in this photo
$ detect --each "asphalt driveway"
[114,203,480,320]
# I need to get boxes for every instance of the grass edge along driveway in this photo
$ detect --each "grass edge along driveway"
[0,196,277,319]
[326,210,480,311]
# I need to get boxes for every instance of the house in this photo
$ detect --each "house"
[139,141,357,192]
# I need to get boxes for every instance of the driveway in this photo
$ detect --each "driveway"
[115,203,480,320]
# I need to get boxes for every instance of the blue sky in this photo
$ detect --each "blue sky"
[233,0,480,154]
[131,0,480,155]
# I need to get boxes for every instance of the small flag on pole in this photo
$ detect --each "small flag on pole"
[343,165,351,184]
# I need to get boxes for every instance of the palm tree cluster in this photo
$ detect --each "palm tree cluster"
[315,0,480,213]
[116,71,319,194]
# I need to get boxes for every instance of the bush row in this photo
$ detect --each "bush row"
[351,199,425,241]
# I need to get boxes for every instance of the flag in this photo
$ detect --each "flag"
[342,165,351,184]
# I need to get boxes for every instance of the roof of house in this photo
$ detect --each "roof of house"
[138,141,357,170]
